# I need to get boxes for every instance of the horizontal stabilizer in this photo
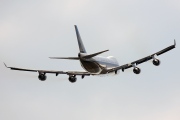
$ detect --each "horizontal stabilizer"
[49,57,79,60]
[82,50,109,59]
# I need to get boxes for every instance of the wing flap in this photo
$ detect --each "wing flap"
[10,67,37,72]
[67,71,90,75]
[4,63,90,76]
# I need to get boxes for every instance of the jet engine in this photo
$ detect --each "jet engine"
[152,54,160,66]
[152,59,161,66]
[133,67,141,74]
[68,76,77,83]
[38,74,47,81]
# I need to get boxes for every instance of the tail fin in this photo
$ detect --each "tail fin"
[74,25,87,53]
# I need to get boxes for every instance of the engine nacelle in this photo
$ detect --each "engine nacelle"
[152,59,161,66]
[68,76,77,83]
[38,74,47,81]
[133,67,141,74]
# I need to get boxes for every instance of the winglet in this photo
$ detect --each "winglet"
[174,39,176,47]
[3,62,8,68]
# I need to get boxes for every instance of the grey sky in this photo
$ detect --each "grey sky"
[0,0,180,120]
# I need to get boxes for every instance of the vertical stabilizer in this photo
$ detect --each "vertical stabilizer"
[74,25,87,53]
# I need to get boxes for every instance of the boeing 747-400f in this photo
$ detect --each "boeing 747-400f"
[4,25,176,83]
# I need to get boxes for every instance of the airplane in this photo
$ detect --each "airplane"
[4,25,176,83]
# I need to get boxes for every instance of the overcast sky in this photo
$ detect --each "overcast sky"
[0,0,180,120]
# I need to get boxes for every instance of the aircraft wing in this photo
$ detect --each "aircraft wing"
[4,63,90,76]
[107,40,176,73]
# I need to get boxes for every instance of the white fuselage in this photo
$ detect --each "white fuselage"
[80,56,119,75]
